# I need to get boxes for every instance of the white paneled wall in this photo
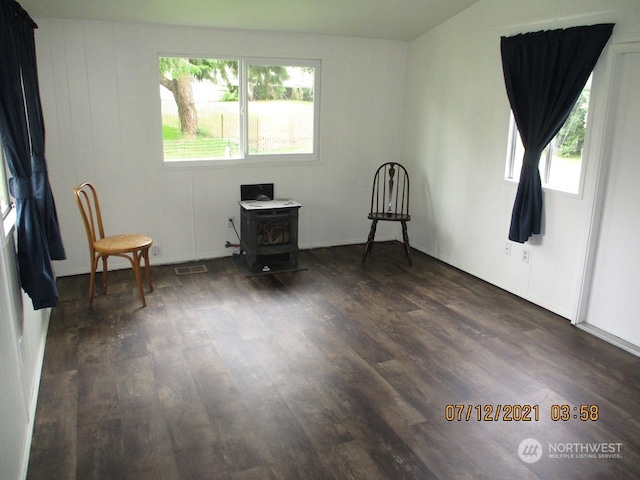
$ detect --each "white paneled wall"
[36,20,408,276]
[0,234,28,480]
[0,232,50,480]
[402,0,640,321]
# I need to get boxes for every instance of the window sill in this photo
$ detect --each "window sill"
[503,177,582,199]
[161,155,322,170]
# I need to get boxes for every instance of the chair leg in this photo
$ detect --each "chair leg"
[401,220,412,266]
[132,251,146,307]
[142,247,153,292]
[362,220,378,264]
[101,256,109,294]
[89,256,98,307]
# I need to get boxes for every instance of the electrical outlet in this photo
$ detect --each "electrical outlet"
[152,245,159,256]
[521,248,530,263]
[227,216,235,228]
[504,242,511,256]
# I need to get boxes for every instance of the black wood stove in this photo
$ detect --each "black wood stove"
[233,184,303,275]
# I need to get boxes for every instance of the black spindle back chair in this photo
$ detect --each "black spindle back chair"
[362,162,412,265]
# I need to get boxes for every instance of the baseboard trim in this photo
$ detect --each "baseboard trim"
[576,323,640,358]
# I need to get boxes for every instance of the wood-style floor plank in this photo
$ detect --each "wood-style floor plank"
[27,244,640,479]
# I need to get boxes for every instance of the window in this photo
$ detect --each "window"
[505,76,592,194]
[1,148,16,237]
[159,56,320,163]
[0,159,9,217]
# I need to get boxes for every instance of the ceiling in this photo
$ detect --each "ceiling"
[18,0,480,42]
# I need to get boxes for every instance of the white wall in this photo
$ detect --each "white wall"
[34,20,408,277]
[402,0,640,325]
[0,226,50,480]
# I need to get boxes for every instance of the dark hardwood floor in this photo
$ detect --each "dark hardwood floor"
[27,243,640,479]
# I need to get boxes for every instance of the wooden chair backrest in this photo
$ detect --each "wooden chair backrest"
[369,162,410,217]
[73,182,106,250]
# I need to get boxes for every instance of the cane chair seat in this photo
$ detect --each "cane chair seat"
[95,234,152,254]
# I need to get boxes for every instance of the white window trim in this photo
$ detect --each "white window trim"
[159,55,322,168]
[2,205,16,241]
[1,151,16,239]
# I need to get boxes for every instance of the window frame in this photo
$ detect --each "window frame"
[504,76,593,197]
[158,54,321,167]
[0,151,16,239]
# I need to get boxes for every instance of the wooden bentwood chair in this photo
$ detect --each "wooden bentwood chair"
[74,182,153,307]
[362,162,412,265]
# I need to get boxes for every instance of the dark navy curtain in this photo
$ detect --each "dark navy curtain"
[501,23,614,243]
[0,0,66,309]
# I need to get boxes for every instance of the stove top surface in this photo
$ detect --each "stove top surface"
[239,198,301,210]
